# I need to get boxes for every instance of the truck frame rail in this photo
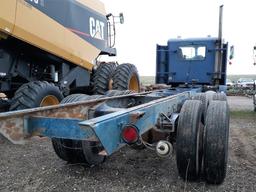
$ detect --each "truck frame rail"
[0,87,230,185]
[0,89,198,154]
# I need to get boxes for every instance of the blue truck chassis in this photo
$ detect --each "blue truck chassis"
[0,88,229,185]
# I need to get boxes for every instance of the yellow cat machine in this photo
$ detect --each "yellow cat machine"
[0,0,140,112]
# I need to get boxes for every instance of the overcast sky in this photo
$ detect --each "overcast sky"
[100,0,256,76]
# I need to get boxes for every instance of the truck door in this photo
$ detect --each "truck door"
[187,44,213,84]
[168,42,213,85]
[0,0,17,35]
[168,43,190,84]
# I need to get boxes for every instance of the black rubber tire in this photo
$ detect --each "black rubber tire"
[191,93,207,124]
[88,95,106,100]
[105,90,122,97]
[81,95,106,165]
[112,63,140,92]
[52,138,86,163]
[190,93,207,173]
[52,94,90,163]
[212,93,227,101]
[204,101,229,184]
[205,91,216,104]
[176,100,203,181]
[254,95,256,112]
[52,94,106,165]
[61,94,90,103]
[82,141,105,166]
[10,81,63,111]
[92,62,116,95]
[105,90,134,97]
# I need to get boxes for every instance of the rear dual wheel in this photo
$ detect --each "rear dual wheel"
[176,98,229,184]
[191,93,207,124]
[190,91,226,124]
[204,101,229,184]
[176,100,203,181]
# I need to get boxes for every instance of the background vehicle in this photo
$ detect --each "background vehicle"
[236,78,255,89]
[0,0,140,112]
[156,36,228,90]
[155,6,231,92]
[226,79,234,89]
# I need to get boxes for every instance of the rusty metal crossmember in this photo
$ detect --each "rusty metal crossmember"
[0,93,148,144]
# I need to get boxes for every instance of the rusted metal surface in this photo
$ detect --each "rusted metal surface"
[79,92,191,155]
[130,111,145,124]
[0,94,144,144]
[0,102,96,144]
[1,117,24,144]
[0,90,191,146]
[143,84,172,92]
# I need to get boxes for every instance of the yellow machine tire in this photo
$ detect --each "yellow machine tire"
[92,62,117,95]
[112,64,140,92]
[10,81,63,111]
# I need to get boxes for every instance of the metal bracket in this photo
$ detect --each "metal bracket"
[156,113,179,132]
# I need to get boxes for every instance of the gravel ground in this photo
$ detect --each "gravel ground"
[227,96,254,111]
[0,96,256,192]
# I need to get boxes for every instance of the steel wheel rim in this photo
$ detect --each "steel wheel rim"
[129,74,140,92]
[108,79,113,90]
[40,95,60,107]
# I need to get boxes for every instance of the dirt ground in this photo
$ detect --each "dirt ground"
[228,96,254,111]
[1,96,256,192]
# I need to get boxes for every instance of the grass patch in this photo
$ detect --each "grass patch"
[140,75,256,86]
[230,111,256,118]
[227,74,256,82]
[140,76,155,85]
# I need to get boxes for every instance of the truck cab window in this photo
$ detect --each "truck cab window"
[179,46,206,60]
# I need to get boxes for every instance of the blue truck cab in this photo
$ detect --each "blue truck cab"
[156,37,228,88]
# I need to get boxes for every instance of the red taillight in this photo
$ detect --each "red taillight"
[121,125,139,144]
